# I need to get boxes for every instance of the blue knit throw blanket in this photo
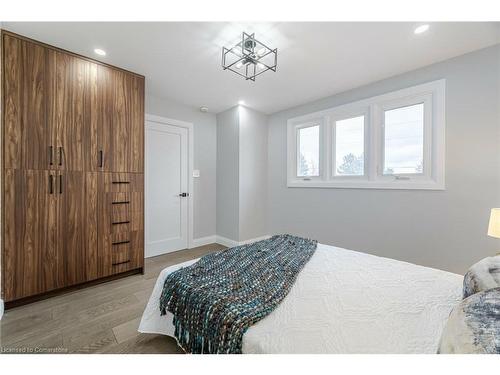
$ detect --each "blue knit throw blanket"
[159,234,317,354]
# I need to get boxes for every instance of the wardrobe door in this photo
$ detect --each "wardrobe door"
[95,66,144,173]
[110,69,130,172]
[94,64,112,171]
[3,170,59,301]
[52,51,91,171]
[57,171,98,286]
[3,34,54,170]
[129,74,145,173]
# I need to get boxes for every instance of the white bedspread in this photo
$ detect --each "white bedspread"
[138,243,463,353]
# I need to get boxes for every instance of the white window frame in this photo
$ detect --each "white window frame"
[288,117,326,182]
[287,79,445,190]
[330,108,370,181]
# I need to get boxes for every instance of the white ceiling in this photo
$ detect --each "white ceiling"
[3,22,500,114]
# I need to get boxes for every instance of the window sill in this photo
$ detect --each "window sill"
[287,179,445,190]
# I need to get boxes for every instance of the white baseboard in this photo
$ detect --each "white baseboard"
[238,235,271,245]
[216,234,271,248]
[0,299,4,320]
[215,235,239,248]
[191,235,217,248]
[191,234,272,249]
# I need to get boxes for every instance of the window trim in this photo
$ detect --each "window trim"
[286,79,445,190]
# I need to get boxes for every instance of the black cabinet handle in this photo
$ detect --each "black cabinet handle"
[58,147,63,166]
[99,150,103,168]
[49,146,53,166]
[112,201,130,205]
[59,174,63,194]
[112,260,130,266]
[112,220,130,225]
[112,240,130,245]
[112,181,130,184]
[179,192,189,197]
[49,174,54,194]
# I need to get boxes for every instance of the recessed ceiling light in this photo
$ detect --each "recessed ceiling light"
[94,48,106,56]
[414,24,430,35]
[238,100,245,105]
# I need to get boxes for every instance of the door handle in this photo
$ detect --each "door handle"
[58,147,63,166]
[49,146,53,166]
[99,150,103,168]
[49,174,54,194]
[59,174,63,194]
[179,192,189,197]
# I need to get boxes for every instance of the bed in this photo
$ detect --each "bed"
[138,243,463,353]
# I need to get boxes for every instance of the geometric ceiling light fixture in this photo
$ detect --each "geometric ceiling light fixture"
[222,32,277,81]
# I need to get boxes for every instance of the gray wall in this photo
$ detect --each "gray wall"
[216,107,240,240]
[267,44,500,274]
[239,106,268,241]
[145,94,217,239]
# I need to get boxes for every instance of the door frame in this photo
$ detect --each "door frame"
[144,114,194,253]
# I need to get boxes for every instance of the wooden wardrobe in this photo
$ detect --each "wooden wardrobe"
[1,31,145,306]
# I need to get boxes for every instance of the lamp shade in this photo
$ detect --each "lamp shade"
[487,208,500,238]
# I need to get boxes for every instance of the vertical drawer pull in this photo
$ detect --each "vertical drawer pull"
[49,174,54,194]
[58,147,63,166]
[49,146,53,166]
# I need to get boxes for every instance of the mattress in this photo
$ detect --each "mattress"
[138,243,463,353]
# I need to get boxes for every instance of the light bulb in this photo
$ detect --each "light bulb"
[236,61,243,69]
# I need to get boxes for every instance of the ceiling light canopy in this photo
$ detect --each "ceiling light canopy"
[222,32,277,81]
[414,24,430,35]
[94,48,106,56]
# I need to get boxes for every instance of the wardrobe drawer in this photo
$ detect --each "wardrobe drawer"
[111,238,132,271]
[110,219,132,235]
[99,230,142,276]
[110,194,142,231]
[101,173,143,193]
[108,230,143,275]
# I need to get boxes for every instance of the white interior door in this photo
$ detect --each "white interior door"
[146,121,189,257]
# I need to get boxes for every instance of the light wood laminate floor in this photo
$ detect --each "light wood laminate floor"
[0,243,225,354]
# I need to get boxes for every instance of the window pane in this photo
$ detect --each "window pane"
[384,103,424,175]
[335,116,365,176]
[297,125,320,177]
